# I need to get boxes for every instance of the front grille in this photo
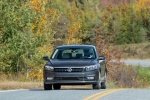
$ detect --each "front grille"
[54,67,84,72]
[54,77,83,81]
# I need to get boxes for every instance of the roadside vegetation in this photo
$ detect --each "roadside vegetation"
[112,42,150,59]
[108,65,150,88]
[0,0,150,89]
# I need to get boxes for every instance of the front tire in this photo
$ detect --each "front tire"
[44,83,52,90]
[53,84,61,90]
[101,72,107,89]
[101,82,106,89]
[93,72,101,89]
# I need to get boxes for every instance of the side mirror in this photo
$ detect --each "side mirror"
[43,56,49,61]
[99,56,106,60]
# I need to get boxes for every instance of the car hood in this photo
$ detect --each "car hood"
[48,59,97,67]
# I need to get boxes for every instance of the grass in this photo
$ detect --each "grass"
[112,42,150,59]
[0,81,43,90]
[136,67,150,87]
[0,80,93,90]
[0,81,126,90]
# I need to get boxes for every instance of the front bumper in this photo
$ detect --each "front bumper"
[44,70,99,85]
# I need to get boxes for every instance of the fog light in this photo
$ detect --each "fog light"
[47,77,53,80]
[87,77,94,80]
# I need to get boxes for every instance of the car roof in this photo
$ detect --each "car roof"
[56,45,95,49]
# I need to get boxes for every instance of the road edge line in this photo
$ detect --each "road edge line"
[0,89,28,93]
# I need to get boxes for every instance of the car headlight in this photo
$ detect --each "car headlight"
[85,65,98,71]
[45,65,54,71]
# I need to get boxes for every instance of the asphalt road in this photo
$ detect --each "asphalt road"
[122,59,150,67]
[0,88,150,100]
[111,59,150,67]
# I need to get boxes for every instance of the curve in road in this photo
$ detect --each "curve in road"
[0,88,150,100]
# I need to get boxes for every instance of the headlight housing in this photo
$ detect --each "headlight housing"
[85,65,98,71]
[45,65,54,71]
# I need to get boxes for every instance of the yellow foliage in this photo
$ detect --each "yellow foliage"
[38,44,54,56]
[65,2,82,44]
[30,0,47,12]
[29,67,43,81]
[30,0,60,36]
[67,22,81,44]
[30,0,47,35]
[136,0,150,9]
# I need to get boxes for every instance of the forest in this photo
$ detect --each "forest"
[0,0,150,82]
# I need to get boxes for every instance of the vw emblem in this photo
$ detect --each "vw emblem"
[67,68,72,72]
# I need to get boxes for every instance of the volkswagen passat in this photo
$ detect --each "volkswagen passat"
[43,45,107,90]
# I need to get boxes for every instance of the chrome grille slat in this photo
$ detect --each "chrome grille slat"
[54,67,84,72]
[55,77,79,80]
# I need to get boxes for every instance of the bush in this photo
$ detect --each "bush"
[108,65,150,88]
[0,0,55,80]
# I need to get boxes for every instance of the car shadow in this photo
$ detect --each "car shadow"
[29,88,94,91]
[61,88,93,90]
[29,89,45,91]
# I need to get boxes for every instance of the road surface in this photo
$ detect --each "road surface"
[0,88,150,100]
[122,59,150,67]
[111,59,150,67]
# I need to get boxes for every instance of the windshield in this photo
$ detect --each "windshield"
[51,47,96,59]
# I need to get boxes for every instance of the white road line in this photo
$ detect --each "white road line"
[0,89,28,93]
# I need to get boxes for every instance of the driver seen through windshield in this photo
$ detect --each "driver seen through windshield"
[51,48,96,59]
